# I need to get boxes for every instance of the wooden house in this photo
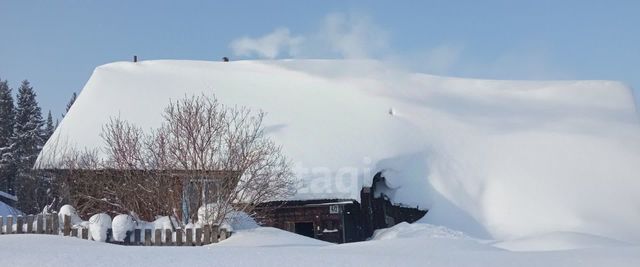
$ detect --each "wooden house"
[255,173,427,243]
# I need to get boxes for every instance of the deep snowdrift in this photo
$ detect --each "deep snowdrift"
[37,59,640,244]
[2,227,640,267]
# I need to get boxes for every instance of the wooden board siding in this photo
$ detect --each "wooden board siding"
[255,200,363,244]
[255,193,426,244]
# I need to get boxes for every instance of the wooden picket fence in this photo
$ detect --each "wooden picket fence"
[0,213,230,246]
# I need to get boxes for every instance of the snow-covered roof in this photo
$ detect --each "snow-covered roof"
[0,200,21,217]
[0,191,17,201]
[37,59,640,243]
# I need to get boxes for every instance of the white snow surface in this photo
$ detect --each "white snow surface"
[493,231,631,251]
[372,221,470,241]
[37,59,640,244]
[2,225,640,267]
[218,227,330,247]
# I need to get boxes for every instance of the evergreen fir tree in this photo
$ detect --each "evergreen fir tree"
[43,110,55,141]
[14,80,45,170]
[62,92,77,118]
[13,80,46,212]
[0,78,16,194]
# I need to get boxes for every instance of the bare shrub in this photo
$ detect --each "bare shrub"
[42,94,295,224]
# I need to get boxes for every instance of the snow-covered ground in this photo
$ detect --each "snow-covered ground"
[1,224,640,267]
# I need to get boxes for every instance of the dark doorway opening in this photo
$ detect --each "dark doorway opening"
[295,222,315,238]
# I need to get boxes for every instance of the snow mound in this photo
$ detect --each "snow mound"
[372,222,470,241]
[38,59,640,244]
[493,232,631,251]
[3,233,640,267]
[218,227,330,247]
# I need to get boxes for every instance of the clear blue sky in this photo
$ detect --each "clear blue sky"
[1,0,638,118]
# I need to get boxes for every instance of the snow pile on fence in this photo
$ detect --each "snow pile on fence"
[196,204,259,232]
[38,59,640,245]
[111,214,136,241]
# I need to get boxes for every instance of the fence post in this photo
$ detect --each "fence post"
[26,215,34,233]
[176,230,183,246]
[36,214,43,233]
[16,216,23,234]
[45,214,53,234]
[0,216,3,234]
[63,215,71,236]
[71,228,78,237]
[220,228,227,241]
[165,229,172,246]
[44,214,49,234]
[195,228,202,246]
[81,228,88,239]
[6,216,13,234]
[186,228,193,246]
[211,225,219,243]
[43,215,48,234]
[134,229,141,245]
[154,229,162,246]
[144,229,152,246]
[52,213,59,235]
[104,228,114,244]
[203,225,211,245]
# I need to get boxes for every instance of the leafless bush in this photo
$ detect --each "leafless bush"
[41,94,295,224]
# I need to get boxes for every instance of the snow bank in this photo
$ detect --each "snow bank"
[372,222,470,241]
[493,231,631,251]
[4,230,640,267]
[38,59,640,244]
[217,227,330,247]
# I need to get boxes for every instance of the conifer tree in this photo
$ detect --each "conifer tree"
[62,92,76,118]
[43,110,55,141]
[0,78,16,193]
[13,80,46,212]
[14,80,45,171]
